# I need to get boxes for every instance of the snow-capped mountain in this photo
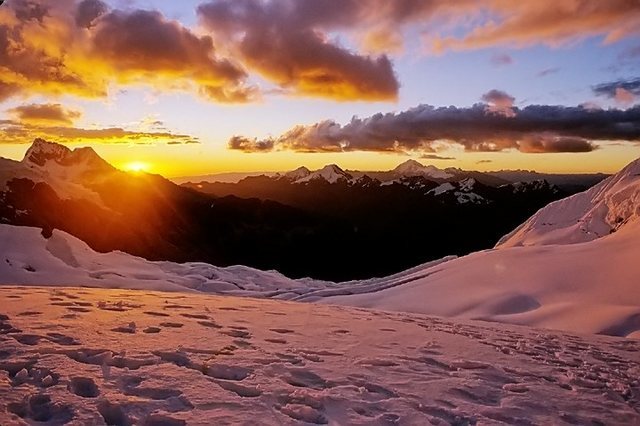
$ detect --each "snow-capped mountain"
[0,139,113,208]
[23,138,113,173]
[392,159,454,179]
[498,157,640,247]
[428,178,487,204]
[292,164,352,184]
[282,166,311,181]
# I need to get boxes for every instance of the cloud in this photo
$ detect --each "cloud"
[0,118,200,145]
[229,103,640,154]
[476,159,493,164]
[490,53,513,66]
[90,9,254,103]
[0,0,254,103]
[8,103,82,126]
[431,1,640,52]
[481,89,516,117]
[420,154,456,160]
[227,136,275,152]
[197,0,400,101]
[537,67,560,77]
[593,78,640,105]
[75,0,107,28]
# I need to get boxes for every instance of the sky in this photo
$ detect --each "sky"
[0,0,639,177]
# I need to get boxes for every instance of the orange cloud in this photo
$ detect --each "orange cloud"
[431,1,640,51]
[0,0,254,103]
[0,114,200,145]
[197,0,401,101]
[8,103,82,126]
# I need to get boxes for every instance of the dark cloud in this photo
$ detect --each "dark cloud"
[228,136,275,152]
[75,0,107,28]
[8,103,82,125]
[229,104,640,154]
[197,0,400,101]
[420,154,456,160]
[90,9,253,103]
[593,78,640,105]
[476,159,493,164]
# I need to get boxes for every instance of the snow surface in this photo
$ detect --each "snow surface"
[0,287,638,425]
[429,182,455,196]
[0,225,327,297]
[497,157,640,248]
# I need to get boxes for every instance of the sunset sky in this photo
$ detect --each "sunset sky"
[0,0,639,177]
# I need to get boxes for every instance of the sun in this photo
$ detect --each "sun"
[123,161,151,173]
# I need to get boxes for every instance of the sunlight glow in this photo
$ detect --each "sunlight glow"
[123,161,151,173]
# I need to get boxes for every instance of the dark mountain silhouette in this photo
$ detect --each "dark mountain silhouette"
[0,140,594,281]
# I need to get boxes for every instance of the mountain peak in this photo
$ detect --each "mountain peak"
[393,159,454,179]
[394,159,426,174]
[294,164,352,184]
[23,138,72,167]
[283,166,311,180]
[22,139,114,173]
[319,164,345,173]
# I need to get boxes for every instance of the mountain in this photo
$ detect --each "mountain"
[302,157,640,337]
[488,169,609,192]
[288,164,351,184]
[172,171,277,185]
[1,139,350,279]
[1,157,639,337]
[0,139,609,281]
[174,159,606,191]
[498,157,640,247]
[391,159,453,179]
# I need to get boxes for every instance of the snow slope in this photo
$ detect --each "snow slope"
[311,220,640,337]
[0,225,327,297]
[0,287,638,425]
[497,157,640,247]
[308,157,640,337]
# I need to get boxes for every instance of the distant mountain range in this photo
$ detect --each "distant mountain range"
[0,139,604,280]
[175,159,608,192]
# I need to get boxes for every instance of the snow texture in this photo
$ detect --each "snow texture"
[0,287,638,425]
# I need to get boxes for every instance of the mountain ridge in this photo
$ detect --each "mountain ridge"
[0,139,611,281]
